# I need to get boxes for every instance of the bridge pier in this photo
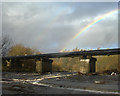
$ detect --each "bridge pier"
[79,56,97,74]
[89,57,97,73]
[36,58,53,74]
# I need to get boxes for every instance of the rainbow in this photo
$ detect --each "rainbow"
[60,8,118,52]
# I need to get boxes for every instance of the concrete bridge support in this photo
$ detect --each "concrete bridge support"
[79,56,97,74]
[36,58,53,74]
[4,57,96,74]
[89,57,97,73]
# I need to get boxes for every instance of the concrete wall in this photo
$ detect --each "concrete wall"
[36,60,42,73]
[79,59,90,74]
[79,58,97,74]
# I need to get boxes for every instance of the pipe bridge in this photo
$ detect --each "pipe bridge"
[2,48,120,74]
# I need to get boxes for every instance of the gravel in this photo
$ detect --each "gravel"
[1,72,120,95]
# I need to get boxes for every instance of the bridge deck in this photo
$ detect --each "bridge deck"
[2,48,120,60]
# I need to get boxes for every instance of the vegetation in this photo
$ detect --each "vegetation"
[96,55,120,72]
[8,44,40,56]
[52,55,119,72]
[1,35,12,57]
[2,44,40,72]
[52,48,119,73]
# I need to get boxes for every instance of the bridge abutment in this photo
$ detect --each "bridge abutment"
[36,58,53,74]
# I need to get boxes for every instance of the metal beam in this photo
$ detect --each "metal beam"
[2,48,120,60]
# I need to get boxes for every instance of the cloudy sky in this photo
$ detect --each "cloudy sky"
[2,2,118,53]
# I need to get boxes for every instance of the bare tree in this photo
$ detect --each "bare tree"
[0,35,12,57]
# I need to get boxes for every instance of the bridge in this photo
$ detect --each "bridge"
[2,48,120,74]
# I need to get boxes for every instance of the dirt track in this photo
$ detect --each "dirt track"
[1,72,120,95]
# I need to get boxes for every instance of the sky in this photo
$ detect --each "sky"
[2,2,118,53]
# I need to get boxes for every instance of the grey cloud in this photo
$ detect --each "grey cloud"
[57,2,118,23]
[2,2,118,53]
